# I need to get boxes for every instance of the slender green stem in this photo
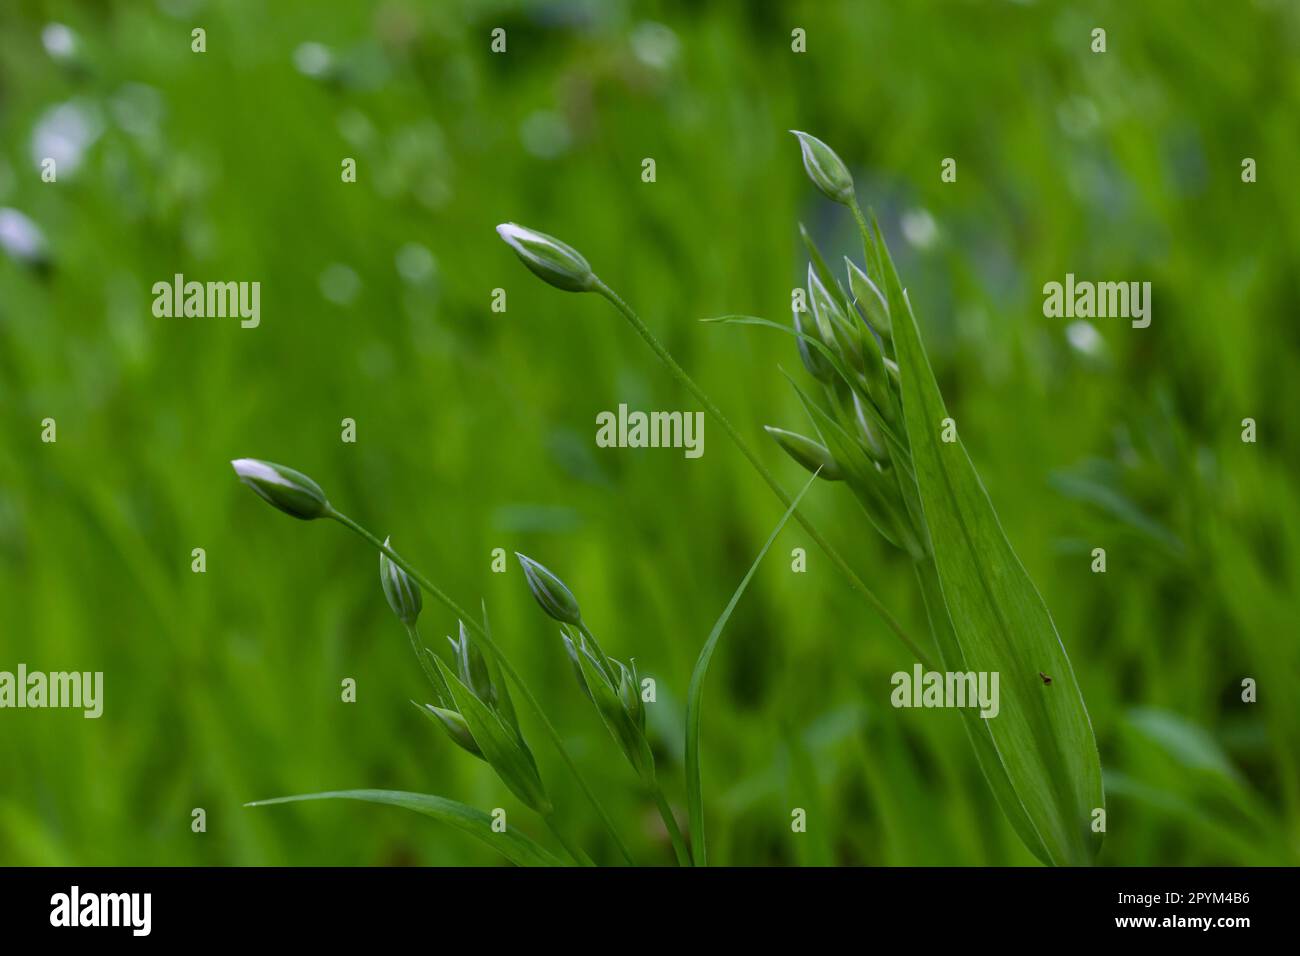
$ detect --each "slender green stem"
[545,813,595,867]
[402,621,442,694]
[650,782,692,866]
[327,508,637,866]
[848,199,872,246]
[592,279,934,668]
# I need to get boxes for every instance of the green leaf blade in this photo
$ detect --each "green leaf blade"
[434,657,553,816]
[245,789,566,867]
[685,472,818,866]
[884,237,1104,866]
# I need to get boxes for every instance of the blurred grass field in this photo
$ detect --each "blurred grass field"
[1,0,1297,866]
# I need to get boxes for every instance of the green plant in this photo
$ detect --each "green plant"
[495,225,932,667]
[234,458,622,866]
[497,133,1104,865]
[235,459,805,866]
[514,552,689,865]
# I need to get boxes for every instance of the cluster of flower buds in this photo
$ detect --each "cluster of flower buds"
[766,134,927,560]
[516,554,656,785]
[376,549,551,816]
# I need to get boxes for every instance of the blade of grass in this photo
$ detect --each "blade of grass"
[877,218,1105,866]
[245,789,567,867]
[685,472,817,865]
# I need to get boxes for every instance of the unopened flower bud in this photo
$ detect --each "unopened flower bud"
[516,553,583,626]
[846,257,891,339]
[415,702,483,758]
[379,538,422,625]
[764,426,844,481]
[496,222,595,293]
[793,305,835,384]
[448,621,494,706]
[790,131,855,206]
[231,458,330,521]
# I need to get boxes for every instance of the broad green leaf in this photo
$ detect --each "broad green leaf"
[880,222,1104,866]
[686,473,816,865]
[914,556,1052,864]
[245,789,566,867]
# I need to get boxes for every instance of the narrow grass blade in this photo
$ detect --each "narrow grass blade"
[685,472,817,865]
[245,789,566,867]
[881,226,1104,865]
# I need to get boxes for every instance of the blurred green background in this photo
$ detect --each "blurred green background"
[1,0,1297,866]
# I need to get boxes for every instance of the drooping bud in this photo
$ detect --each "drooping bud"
[764,426,844,481]
[790,131,855,206]
[515,553,583,626]
[495,222,596,293]
[379,537,422,625]
[231,458,330,521]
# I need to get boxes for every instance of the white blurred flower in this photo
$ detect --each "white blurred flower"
[293,42,333,79]
[319,263,360,304]
[30,99,104,178]
[1066,320,1106,359]
[901,208,938,250]
[0,208,48,264]
[42,23,77,62]
[520,111,571,159]
[631,21,679,70]
[395,243,436,285]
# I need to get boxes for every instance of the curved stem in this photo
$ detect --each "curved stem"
[650,782,692,866]
[402,621,443,695]
[592,279,933,668]
[328,508,636,866]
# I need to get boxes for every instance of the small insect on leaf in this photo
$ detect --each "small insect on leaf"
[1039,672,1053,685]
